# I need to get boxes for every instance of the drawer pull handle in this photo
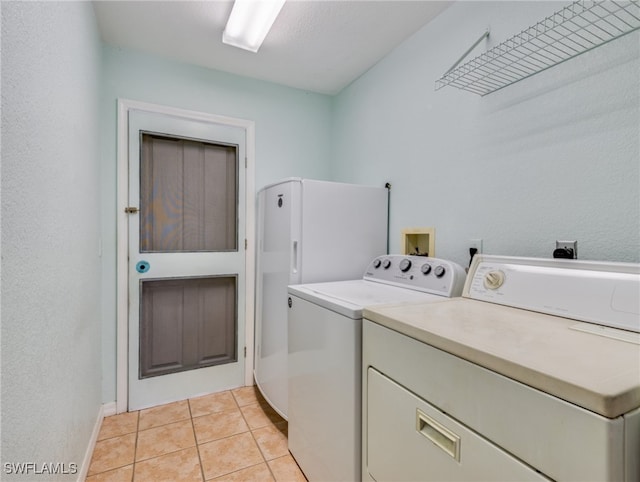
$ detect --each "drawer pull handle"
[416,409,461,461]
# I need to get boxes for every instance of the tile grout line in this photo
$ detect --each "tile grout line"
[132,410,140,482]
[87,414,139,480]
[192,390,266,480]
[90,390,296,481]
[187,399,208,482]
[232,388,280,482]
[133,404,197,476]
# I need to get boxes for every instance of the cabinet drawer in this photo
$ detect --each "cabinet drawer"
[366,368,550,482]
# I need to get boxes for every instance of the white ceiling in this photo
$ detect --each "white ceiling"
[93,1,451,95]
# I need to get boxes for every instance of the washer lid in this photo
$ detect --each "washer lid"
[288,279,447,319]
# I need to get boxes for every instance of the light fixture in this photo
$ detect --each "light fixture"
[222,0,286,53]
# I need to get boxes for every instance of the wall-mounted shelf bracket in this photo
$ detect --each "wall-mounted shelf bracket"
[435,1,640,96]
[443,29,490,76]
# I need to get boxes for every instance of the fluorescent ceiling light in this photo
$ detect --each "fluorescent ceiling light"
[223,0,286,53]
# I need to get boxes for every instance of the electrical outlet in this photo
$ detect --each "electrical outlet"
[555,240,577,259]
[470,238,483,254]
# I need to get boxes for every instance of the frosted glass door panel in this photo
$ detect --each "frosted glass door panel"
[140,276,237,379]
[140,133,238,253]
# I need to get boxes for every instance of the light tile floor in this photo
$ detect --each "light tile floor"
[86,386,307,482]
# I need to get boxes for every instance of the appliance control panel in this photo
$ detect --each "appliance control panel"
[364,255,466,298]
[465,255,640,333]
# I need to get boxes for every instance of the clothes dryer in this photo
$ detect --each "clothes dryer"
[362,255,640,482]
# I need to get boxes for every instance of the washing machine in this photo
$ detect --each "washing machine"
[287,254,466,482]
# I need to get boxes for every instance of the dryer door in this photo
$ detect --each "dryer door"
[366,368,551,482]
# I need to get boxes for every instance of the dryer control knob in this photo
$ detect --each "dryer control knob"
[484,270,505,290]
[421,264,432,275]
[434,265,446,278]
[382,259,391,269]
[399,259,412,272]
[373,259,381,269]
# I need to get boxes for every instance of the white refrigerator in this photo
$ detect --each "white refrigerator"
[254,178,388,419]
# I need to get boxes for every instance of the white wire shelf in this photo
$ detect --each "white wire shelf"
[435,1,640,96]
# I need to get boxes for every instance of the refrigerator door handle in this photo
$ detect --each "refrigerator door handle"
[292,240,299,274]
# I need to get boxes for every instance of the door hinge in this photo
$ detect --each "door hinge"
[124,206,139,214]
[244,239,248,250]
[244,346,247,358]
[245,157,247,168]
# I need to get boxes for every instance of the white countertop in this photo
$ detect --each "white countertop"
[363,298,640,418]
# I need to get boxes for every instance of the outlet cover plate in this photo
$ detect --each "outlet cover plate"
[556,240,577,259]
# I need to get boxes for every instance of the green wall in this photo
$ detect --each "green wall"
[331,1,640,267]
[99,46,334,402]
[1,2,103,478]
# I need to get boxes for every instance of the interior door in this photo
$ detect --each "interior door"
[127,109,246,410]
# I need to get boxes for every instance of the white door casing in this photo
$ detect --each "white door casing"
[116,99,255,413]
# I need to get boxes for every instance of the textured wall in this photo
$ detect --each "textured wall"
[332,1,640,266]
[1,2,103,478]
[97,2,640,407]
[99,47,334,402]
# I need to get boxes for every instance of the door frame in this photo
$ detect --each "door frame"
[116,98,256,413]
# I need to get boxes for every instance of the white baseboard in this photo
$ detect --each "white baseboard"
[76,403,111,482]
[102,401,117,417]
